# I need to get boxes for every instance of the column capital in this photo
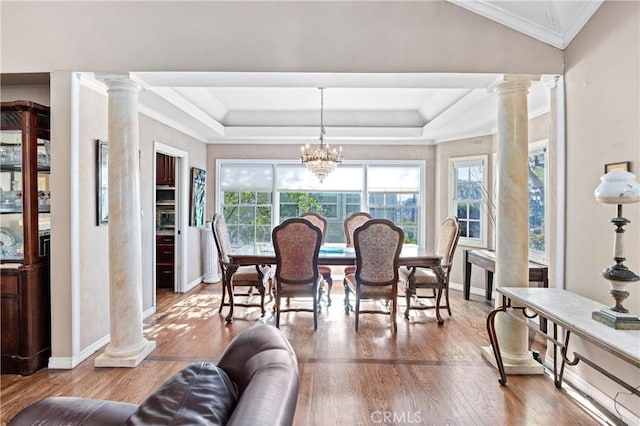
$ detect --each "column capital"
[95,73,141,93]
[489,74,540,95]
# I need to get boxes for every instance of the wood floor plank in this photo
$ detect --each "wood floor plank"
[1,282,605,425]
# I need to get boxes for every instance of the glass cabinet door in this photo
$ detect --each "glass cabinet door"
[37,138,51,257]
[0,130,25,261]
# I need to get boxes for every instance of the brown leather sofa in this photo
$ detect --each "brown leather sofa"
[8,324,299,426]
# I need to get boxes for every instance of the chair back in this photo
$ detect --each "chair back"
[437,216,460,266]
[344,212,372,248]
[212,213,232,264]
[300,212,327,245]
[272,218,322,285]
[353,219,404,286]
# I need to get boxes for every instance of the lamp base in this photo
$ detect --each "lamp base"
[592,309,640,330]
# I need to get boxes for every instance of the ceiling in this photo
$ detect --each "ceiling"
[110,1,603,146]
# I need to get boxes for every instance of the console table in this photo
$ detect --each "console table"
[463,249,549,301]
[486,287,640,398]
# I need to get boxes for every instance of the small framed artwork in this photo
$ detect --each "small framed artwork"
[96,139,109,225]
[190,167,206,228]
[604,161,631,173]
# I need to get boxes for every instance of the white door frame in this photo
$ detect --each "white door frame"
[153,142,189,299]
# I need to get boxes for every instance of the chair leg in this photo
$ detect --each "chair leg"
[404,287,412,319]
[391,297,397,333]
[444,280,452,316]
[355,296,360,331]
[259,284,266,317]
[313,290,318,330]
[323,273,333,306]
[275,293,281,329]
[219,279,226,314]
[344,280,351,315]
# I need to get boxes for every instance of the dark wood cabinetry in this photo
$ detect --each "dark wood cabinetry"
[156,153,175,185]
[156,234,175,288]
[1,101,51,375]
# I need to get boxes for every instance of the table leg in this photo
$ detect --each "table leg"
[486,295,508,385]
[486,271,494,301]
[463,250,471,300]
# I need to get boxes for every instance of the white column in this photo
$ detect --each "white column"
[95,75,156,367]
[482,75,543,375]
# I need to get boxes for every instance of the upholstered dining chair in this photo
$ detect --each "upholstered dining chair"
[212,214,272,318]
[341,212,373,290]
[272,218,323,330]
[400,216,460,320]
[299,211,333,306]
[344,218,404,332]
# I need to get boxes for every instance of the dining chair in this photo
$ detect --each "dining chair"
[341,212,372,294]
[272,218,323,330]
[400,216,460,320]
[344,218,404,332]
[211,214,272,318]
[299,211,333,306]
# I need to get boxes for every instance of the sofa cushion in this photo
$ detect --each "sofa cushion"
[125,362,237,426]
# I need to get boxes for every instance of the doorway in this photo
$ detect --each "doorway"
[153,142,189,305]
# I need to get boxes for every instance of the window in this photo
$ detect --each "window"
[528,141,547,262]
[217,161,424,246]
[450,156,487,246]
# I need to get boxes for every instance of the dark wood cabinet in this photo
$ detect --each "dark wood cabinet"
[156,153,175,186]
[1,101,51,375]
[156,234,175,288]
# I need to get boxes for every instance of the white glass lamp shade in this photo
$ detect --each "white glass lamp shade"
[594,171,640,205]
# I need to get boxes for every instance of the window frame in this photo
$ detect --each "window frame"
[449,155,489,248]
[216,159,426,246]
[528,139,548,264]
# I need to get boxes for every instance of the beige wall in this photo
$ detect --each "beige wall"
[1,2,562,75]
[564,0,639,415]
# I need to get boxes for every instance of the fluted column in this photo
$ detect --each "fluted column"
[95,75,155,367]
[482,75,543,375]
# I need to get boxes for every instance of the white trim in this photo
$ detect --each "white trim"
[184,276,205,293]
[49,334,110,370]
[449,155,489,248]
[70,72,82,358]
[143,305,156,320]
[555,77,566,289]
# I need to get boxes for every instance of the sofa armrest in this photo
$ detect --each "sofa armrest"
[8,397,137,426]
[217,324,299,426]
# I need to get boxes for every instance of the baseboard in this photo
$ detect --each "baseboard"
[542,357,639,425]
[449,281,491,298]
[48,334,111,370]
[183,276,204,293]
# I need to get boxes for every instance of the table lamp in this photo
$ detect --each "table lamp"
[593,170,640,329]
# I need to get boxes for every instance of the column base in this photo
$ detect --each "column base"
[95,340,156,368]
[481,345,544,375]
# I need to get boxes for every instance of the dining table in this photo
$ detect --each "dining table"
[222,243,443,323]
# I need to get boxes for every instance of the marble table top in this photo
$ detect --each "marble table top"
[498,287,640,367]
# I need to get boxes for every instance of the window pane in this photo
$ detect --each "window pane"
[256,226,271,243]
[224,191,239,204]
[459,220,468,237]
[369,193,384,206]
[223,206,239,224]
[456,202,467,219]
[238,206,255,224]
[280,204,298,220]
[256,192,271,204]
[240,192,256,204]
[469,202,480,220]
[468,221,480,238]
[239,226,254,245]
[529,150,546,254]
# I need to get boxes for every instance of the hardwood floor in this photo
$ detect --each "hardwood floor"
[1,282,607,425]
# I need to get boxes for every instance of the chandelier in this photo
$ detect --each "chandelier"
[300,87,343,182]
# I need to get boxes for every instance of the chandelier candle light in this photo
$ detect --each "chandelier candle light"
[301,88,343,182]
[592,170,640,329]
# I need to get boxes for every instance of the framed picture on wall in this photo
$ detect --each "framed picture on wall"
[96,139,109,225]
[604,161,630,173]
[190,167,206,228]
